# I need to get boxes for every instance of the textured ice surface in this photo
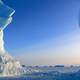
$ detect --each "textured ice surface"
[0,0,15,17]
[0,0,15,29]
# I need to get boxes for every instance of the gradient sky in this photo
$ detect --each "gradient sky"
[2,0,80,65]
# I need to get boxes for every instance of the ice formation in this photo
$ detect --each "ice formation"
[0,0,24,76]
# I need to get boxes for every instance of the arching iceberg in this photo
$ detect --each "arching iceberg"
[0,0,25,76]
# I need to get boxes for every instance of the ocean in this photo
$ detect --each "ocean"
[0,70,80,80]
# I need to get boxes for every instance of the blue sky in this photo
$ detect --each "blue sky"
[2,0,80,65]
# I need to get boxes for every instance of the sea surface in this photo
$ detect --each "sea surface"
[0,66,80,80]
[0,71,80,80]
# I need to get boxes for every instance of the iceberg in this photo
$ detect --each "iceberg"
[0,0,25,76]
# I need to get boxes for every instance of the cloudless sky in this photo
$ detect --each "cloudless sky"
[2,0,80,65]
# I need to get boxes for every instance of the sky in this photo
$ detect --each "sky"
[2,0,80,65]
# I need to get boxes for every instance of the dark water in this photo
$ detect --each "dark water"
[0,71,80,80]
[0,77,51,80]
[0,77,40,80]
